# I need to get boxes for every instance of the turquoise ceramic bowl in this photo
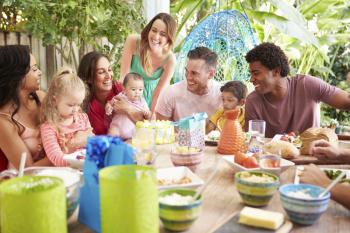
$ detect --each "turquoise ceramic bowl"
[159,189,202,232]
[279,184,330,225]
[235,171,279,207]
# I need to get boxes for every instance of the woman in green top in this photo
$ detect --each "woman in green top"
[120,13,177,116]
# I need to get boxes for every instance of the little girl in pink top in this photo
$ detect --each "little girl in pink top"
[106,72,151,139]
[40,68,93,166]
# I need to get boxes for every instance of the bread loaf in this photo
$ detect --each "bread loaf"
[263,140,300,159]
[300,127,338,155]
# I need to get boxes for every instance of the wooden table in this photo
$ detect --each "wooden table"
[69,144,350,233]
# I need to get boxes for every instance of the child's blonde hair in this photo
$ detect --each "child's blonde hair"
[41,67,86,124]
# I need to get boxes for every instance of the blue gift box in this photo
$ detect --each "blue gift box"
[78,136,135,233]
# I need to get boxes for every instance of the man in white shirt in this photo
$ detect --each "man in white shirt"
[156,46,222,121]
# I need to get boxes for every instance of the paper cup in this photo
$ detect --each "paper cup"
[99,165,158,233]
[0,176,67,233]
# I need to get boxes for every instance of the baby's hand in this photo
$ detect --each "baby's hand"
[105,101,114,116]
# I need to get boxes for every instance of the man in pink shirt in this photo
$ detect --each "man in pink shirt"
[244,42,350,138]
[156,47,222,121]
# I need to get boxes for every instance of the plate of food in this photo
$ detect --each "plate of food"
[205,130,220,146]
[157,166,204,190]
[272,132,302,148]
[222,153,295,173]
[63,149,86,169]
[321,168,350,185]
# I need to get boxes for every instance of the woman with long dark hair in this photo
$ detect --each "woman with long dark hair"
[0,45,51,171]
[78,51,144,135]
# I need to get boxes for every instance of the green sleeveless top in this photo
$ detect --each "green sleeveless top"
[130,39,167,108]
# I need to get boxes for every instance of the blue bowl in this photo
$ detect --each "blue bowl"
[279,184,330,225]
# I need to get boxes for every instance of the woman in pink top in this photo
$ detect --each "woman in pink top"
[40,68,93,166]
[78,52,144,135]
[0,45,52,171]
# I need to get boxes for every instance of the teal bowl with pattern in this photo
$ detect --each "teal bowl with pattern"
[279,184,330,225]
[159,189,202,232]
[235,171,279,207]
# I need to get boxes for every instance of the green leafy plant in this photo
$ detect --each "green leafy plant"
[0,0,25,31]
[172,0,350,77]
[171,0,350,125]
[321,43,350,126]
[2,0,145,73]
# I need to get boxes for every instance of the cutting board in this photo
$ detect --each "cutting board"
[290,155,346,165]
[213,213,292,233]
[338,134,350,140]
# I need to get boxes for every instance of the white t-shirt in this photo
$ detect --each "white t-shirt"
[155,80,222,121]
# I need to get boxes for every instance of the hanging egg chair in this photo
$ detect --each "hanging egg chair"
[174,10,257,83]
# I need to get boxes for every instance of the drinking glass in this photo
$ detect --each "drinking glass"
[248,120,266,139]
[132,127,157,165]
[259,154,281,175]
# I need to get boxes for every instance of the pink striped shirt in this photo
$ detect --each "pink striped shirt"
[41,112,92,167]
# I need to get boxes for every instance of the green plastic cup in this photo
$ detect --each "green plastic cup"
[100,165,158,233]
[0,176,67,233]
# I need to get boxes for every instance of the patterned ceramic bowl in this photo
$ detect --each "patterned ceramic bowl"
[170,148,203,172]
[159,189,202,232]
[235,171,279,207]
[279,184,330,225]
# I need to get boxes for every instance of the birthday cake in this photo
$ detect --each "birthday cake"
[135,120,175,144]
